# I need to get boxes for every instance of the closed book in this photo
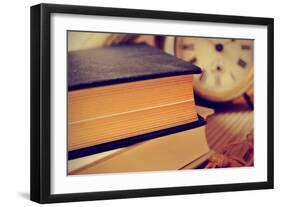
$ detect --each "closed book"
[68,117,210,174]
[68,44,201,156]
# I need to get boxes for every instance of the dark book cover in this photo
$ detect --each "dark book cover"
[68,44,201,91]
[68,115,206,160]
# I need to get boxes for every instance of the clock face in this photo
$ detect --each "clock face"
[175,37,254,102]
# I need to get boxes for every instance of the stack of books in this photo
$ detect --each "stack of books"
[67,44,211,175]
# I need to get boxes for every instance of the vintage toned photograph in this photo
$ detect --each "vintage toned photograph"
[67,31,254,175]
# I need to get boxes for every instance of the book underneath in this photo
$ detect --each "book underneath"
[69,118,210,174]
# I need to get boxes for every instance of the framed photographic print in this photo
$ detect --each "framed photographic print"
[30,3,274,203]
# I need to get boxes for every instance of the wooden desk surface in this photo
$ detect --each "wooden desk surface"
[205,105,253,153]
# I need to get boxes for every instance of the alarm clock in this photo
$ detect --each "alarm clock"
[164,36,254,102]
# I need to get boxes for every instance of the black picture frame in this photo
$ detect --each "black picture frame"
[30,3,274,204]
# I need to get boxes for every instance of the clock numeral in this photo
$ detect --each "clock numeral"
[241,45,251,50]
[189,57,197,64]
[237,58,247,69]
[199,70,207,82]
[182,44,194,50]
[230,72,236,82]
